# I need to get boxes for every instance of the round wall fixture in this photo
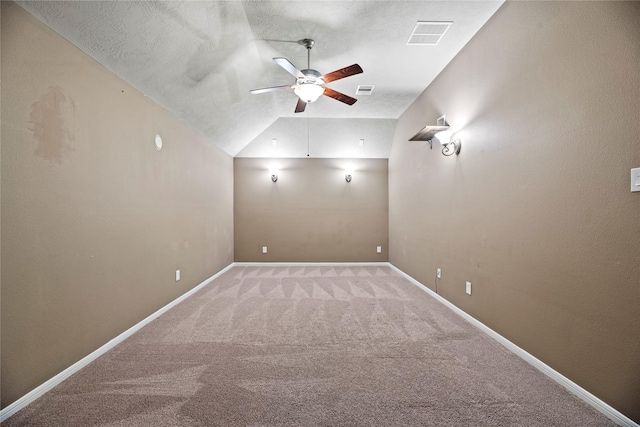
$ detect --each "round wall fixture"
[155,134,163,151]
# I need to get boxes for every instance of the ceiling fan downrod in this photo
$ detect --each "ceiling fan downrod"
[297,38,315,69]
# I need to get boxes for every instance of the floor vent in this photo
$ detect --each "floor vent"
[356,85,375,95]
[407,21,452,45]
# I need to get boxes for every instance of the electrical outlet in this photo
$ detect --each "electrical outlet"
[466,281,472,295]
[632,168,640,192]
[176,270,181,281]
[436,268,441,279]
[262,246,267,254]
[376,246,382,253]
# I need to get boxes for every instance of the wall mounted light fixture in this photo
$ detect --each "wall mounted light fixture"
[270,167,278,182]
[434,130,461,156]
[345,168,353,182]
[409,115,461,156]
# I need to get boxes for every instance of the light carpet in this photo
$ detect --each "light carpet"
[4,265,615,426]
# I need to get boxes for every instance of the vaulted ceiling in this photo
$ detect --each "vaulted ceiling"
[16,1,504,158]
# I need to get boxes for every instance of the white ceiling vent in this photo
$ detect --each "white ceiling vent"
[407,21,453,45]
[356,85,375,96]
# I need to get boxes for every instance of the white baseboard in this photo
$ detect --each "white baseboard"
[3,262,636,426]
[0,263,235,423]
[388,264,638,427]
[233,262,390,267]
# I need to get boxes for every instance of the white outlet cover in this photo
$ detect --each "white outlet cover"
[437,268,441,279]
[466,281,472,295]
[176,270,180,281]
[377,246,382,253]
[631,168,640,192]
[262,246,268,254]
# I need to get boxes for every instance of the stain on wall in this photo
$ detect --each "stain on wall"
[28,86,75,163]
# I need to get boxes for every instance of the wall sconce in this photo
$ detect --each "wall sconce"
[345,168,353,182]
[434,130,461,156]
[269,167,278,182]
[409,114,461,156]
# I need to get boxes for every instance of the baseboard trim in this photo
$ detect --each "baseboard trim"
[233,262,390,267]
[0,263,235,422]
[389,264,638,427]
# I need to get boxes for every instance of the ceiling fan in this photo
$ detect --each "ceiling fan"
[250,38,363,113]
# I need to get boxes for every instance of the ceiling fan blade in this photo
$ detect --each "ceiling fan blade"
[273,57,305,79]
[249,84,293,94]
[323,87,357,105]
[321,64,363,83]
[294,97,307,113]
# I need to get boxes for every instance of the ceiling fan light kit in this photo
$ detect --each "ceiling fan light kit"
[294,81,325,103]
[250,38,363,113]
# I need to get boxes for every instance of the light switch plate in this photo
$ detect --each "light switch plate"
[631,168,640,193]
[466,281,472,295]
[262,246,268,254]
[376,246,382,253]
[176,270,181,281]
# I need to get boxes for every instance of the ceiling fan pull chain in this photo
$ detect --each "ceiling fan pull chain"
[307,115,310,157]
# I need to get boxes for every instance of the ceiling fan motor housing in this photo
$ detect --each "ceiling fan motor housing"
[297,69,323,85]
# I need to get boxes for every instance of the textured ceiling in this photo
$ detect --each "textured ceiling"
[16,1,504,158]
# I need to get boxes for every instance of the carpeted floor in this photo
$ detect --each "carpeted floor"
[4,265,615,426]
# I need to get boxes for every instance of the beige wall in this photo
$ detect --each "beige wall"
[389,1,640,421]
[1,2,233,408]
[235,158,388,262]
